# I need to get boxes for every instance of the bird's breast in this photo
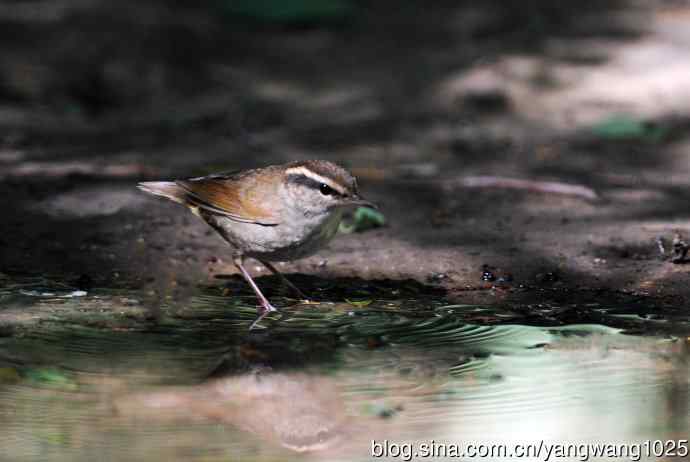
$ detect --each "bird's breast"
[268,209,343,260]
[208,208,343,261]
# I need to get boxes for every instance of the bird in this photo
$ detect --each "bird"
[138,159,376,328]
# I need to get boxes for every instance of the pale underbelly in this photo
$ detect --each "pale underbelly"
[204,210,343,261]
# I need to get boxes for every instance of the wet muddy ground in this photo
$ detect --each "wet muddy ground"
[1,0,690,460]
[1,2,689,317]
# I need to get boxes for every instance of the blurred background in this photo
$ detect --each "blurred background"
[1,2,690,461]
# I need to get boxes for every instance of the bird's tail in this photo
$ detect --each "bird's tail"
[137,181,187,205]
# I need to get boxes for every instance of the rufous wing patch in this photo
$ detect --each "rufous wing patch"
[175,175,281,226]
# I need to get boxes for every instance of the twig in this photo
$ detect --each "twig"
[0,162,157,179]
[456,176,598,200]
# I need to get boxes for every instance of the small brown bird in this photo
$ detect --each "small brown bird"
[138,160,376,328]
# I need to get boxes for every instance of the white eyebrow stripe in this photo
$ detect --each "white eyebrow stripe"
[285,166,347,195]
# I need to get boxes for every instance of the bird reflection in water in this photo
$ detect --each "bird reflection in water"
[115,372,358,453]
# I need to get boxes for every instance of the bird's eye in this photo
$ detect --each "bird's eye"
[319,183,335,196]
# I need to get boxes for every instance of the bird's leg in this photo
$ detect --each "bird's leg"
[233,255,277,329]
[258,259,309,301]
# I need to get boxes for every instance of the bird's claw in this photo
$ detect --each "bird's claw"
[248,304,278,330]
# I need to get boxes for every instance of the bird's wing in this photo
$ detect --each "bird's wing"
[175,169,282,226]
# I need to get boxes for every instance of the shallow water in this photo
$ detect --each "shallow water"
[0,276,688,461]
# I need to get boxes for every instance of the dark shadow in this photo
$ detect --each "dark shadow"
[214,273,446,301]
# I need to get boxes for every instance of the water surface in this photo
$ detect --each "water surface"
[0,276,688,461]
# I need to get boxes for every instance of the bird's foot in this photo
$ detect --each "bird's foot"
[249,303,278,330]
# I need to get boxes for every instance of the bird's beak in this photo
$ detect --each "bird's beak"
[348,195,378,210]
